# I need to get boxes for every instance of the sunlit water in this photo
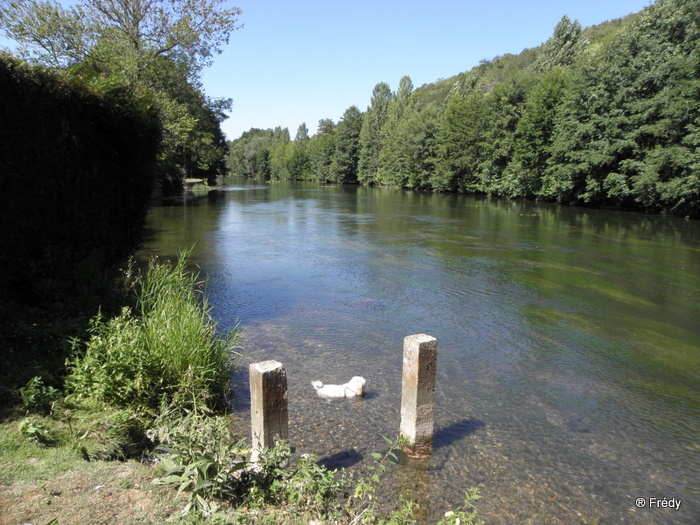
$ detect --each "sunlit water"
[138,178,700,524]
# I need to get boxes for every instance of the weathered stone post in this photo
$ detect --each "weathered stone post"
[249,360,288,460]
[400,334,437,447]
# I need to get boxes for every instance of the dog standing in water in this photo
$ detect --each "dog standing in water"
[311,376,366,398]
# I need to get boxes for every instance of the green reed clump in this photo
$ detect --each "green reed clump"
[65,252,238,424]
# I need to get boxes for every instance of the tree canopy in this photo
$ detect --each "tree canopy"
[1,0,242,192]
[0,0,241,82]
[228,0,700,218]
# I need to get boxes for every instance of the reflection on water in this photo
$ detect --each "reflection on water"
[139,177,700,524]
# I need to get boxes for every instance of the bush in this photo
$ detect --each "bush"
[65,252,239,422]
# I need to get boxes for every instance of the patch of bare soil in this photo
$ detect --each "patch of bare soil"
[0,462,180,525]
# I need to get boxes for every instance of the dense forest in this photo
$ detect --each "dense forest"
[228,0,700,218]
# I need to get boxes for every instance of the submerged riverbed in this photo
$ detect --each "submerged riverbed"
[139,177,700,524]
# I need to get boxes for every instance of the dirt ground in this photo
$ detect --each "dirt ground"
[0,462,181,525]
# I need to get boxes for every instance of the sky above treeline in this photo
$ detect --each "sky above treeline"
[1,0,655,140]
[209,0,653,140]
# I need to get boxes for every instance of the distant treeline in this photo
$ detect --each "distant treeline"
[228,0,700,218]
[0,54,160,311]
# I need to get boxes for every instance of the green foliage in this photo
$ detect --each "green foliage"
[66,252,238,421]
[0,53,161,313]
[306,119,337,181]
[233,0,699,218]
[358,82,393,184]
[242,441,349,514]
[153,416,248,515]
[435,90,488,193]
[380,105,441,189]
[509,67,572,198]
[0,0,242,83]
[531,15,586,73]
[0,0,239,195]
[227,127,292,180]
[542,0,700,214]
[19,376,61,414]
[437,488,484,525]
[18,418,55,445]
[330,106,364,183]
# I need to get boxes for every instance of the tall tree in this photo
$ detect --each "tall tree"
[380,104,440,189]
[532,15,586,73]
[377,75,415,184]
[508,67,571,198]
[287,123,311,179]
[477,72,532,196]
[307,119,336,181]
[1,0,241,194]
[330,105,363,183]
[545,0,700,215]
[357,82,392,184]
[435,87,488,192]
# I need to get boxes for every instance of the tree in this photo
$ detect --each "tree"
[286,123,311,179]
[317,118,336,136]
[330,105,363,183]
[1,0,241,194]
[379,104,440,189]
[532,15,587,73]
[0,0,242,84]
[357,82,392,184]
[543,0,700,214]
[377,75,415,184]
[435,87,488,192]
[508,67,571,198]
[307,119,336,181]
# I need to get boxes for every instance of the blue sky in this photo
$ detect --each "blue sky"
[206,0,652,139]
[2,0,654,139]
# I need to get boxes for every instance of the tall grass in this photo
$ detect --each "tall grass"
[65,252,238,423]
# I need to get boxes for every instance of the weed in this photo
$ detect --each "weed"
[19,376,61,414]
[18,418,55,445]
[348,436,415,524]
[153,414,248,515]
[438,487,484,525]
[65,252,239,427]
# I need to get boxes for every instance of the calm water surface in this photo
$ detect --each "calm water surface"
[139,177,700,524]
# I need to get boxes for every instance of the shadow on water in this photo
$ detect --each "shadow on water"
[317,449,364,470]
[230,366,251,413]
[433,419,486,449]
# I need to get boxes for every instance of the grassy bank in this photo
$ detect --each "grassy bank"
[0,254,481,524]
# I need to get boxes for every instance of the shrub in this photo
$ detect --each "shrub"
[65,252,239,423]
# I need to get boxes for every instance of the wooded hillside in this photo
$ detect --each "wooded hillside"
[229,0,700,218]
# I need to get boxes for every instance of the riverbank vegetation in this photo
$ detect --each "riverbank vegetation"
[0,0,241,390]
[228,0,700,218]
[1,254,481,523]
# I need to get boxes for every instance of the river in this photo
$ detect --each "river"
[138,177,699,524]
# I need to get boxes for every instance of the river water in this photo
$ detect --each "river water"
[138,177,699,524]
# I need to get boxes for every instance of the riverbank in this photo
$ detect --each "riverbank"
[0,253,480,524]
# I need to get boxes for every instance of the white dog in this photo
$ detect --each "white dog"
[311,376,366,398]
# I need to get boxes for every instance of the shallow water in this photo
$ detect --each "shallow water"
[139,178,700,523]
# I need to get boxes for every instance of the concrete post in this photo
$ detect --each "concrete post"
[249,360,288,459]
[400,334,437,447]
